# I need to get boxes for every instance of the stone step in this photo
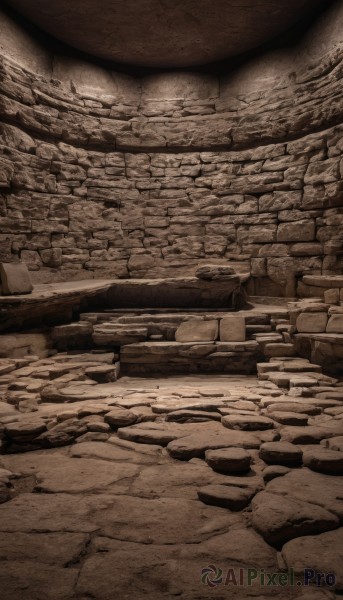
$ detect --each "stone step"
[120,341,262,375]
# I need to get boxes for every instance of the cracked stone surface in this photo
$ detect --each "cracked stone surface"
[0,356,342,598]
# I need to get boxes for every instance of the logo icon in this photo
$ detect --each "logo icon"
[201,564,223,588]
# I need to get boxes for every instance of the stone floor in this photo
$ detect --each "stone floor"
[0,355,342,599]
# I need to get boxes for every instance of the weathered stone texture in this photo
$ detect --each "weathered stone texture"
[0,52,342,293]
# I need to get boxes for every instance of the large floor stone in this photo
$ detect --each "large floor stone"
[198,484,254,510]
[302,447,343,475]
[167,429,261,460]
[205,447,252,474]
[251,490,339,546]
[1,453,139,493]
[259,441,303,467]
[222,414,275,431]
[0,561,78,600]
[280,529,343,590]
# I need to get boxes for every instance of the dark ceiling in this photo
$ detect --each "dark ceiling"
[4,0,327,68]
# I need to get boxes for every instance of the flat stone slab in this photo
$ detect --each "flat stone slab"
[129,461,230,500]
[266,468,343,519]
[198,485,254,510]
[195,264,236,280]
[70,441,162,465]
[167,429,261,460]
[0,561,78,600]
[251,490,339,547]
[303,275,343,288]
[302,447,343,475]
[262,465,291,482]
[104,408,138,428]
[267,411,309,426]
[280,425,343,444]
[1,453,139,494]
[165,409,222,423]
[265,401,321,415]
[96,495,239,545]
[280,529,343,591]
[117,421,222,447]
[205,447,252,473]
[222,414,275,431]
[259,441,303,467]
[0,531,88,567]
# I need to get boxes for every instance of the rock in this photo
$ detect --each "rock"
[0,492,104,533]
[327,314,343,333]
[0,561,78,600]
[281,425,343,444]
[70,441,159,465]
[84,364,118,383]
[222,414,275,431]
[198,485,254,510]
[97,495,238,544]
[280,529,343,591]
[324,288,340,304]
[303,447,343,475]
[93,324,148,345]
[37,420,87,447]
[165,409,221,423]
[264,343,296,357]
[267,411,309,426]
[0,532,88,566]
[205,447,252,474]
[266,468,343,518]
[167,429,260,460]
[4,420,47,440]
[3,453,139,494]
[296,312,328,333]
[117,422,193,446]
[51,322,93,351]
[262,465,291,482]
[175,320,218,342]
[76,432,110,443]
[104,407,138,428]
[195,264,236,280]
[251,490,339,547]
[259,441,303,466]
[0,262,33,295]
[265,401,321,416]
[219,316,246,342]
[324,436,343,451]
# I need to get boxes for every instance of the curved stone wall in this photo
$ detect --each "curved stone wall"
[0,3,342,294]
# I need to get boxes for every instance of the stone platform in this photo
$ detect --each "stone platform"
[0,275,249,332]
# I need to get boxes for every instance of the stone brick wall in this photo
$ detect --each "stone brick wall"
[0,34,342,295]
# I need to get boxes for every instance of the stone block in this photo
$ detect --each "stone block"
[296,312,328,333]
[326,314,343,333]
[277,220,315,243]
[220,316,246,342]
[324,288,340,305]
[175,320,218,342]
[195,264,236,280]
[264,344,296,358]
[0,262,33,295]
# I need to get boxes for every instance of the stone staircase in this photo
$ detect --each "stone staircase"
[49,304,291,376]
[48,280,343,381]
